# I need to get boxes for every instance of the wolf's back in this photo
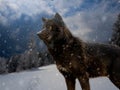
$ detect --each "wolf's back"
[85,42,120,74]
[85,43,120,58]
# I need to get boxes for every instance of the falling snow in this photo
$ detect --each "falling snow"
[4,40,7,43]
[0,0,120,90]
[101,16,107,22]
[118,0,120,3]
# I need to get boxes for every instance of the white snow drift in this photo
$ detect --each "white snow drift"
[0,65,119,90]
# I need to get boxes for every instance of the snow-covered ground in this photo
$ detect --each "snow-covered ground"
[0,65,119,90]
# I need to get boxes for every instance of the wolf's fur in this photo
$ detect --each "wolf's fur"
[37,13,120,90]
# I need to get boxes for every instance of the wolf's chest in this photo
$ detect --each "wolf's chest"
[56,63,72,74]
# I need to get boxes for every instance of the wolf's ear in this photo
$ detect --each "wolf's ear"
[54,13,65,26]
[42,17,47,22]
[54,13,63,21]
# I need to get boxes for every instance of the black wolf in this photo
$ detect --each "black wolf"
[37,13,120,90]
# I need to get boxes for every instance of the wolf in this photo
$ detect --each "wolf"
[37,13,120,90]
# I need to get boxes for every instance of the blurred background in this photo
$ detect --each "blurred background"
[0,0,120,74]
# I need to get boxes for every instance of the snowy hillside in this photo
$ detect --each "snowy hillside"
[0,65,119,90]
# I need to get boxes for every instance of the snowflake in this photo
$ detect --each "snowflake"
[2,50,5,54]
[101,16,107,22]
[56,73,59,76]
[2,82,5,86]
[118,0,120,3]
[4,40,7,43]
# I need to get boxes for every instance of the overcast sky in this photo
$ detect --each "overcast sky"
[0,0,120,42]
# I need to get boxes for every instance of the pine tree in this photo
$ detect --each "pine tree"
[110,14,120,46]
[27,35,40,68]
[0,57,7,74]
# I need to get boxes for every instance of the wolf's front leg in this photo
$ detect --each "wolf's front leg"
[64,75,76,90]
[78,73,90,90]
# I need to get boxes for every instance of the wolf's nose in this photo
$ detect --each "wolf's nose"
[37,30,43,39]
[37,30,42,35]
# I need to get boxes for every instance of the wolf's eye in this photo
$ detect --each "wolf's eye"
[49,26,52,31]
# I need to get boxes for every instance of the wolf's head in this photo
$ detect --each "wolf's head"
[37,13,72,48]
